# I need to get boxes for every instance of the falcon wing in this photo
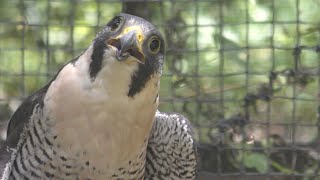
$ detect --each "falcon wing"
[0,84,50,176]
[146,111,198,179]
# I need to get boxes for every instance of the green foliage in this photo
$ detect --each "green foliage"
[243,152,268,173]
[0,0,319,176]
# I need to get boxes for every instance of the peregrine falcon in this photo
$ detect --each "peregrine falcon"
[0,13,197,179]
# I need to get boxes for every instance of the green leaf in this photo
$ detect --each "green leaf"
[243,153,268,173]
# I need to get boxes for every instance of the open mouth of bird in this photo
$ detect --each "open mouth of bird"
[107,39,145,63]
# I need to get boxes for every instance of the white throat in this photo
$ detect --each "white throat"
[43,44,160,175]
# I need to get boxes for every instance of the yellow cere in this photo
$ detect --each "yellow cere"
[123,26,144,43]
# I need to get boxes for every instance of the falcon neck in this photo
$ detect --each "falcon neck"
[42,46,161,176]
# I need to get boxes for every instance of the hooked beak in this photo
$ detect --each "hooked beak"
[107,30,145,64]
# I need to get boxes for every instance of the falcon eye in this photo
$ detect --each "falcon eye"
[148,36,161,54]
[110,17,124,32]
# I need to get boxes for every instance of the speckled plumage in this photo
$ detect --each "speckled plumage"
[0,13,197,180]
[146,112,197,180]
[1,109,197,180]
[1,105,148,180]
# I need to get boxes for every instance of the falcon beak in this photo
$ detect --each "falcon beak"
[107,30,145,64]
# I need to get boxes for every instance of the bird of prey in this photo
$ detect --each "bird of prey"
[0,13,197,179]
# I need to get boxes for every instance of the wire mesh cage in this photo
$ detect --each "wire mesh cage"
[0,0,320,179]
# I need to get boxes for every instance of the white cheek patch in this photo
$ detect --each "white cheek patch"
[102,47,117,63]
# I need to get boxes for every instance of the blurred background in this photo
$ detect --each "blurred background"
[0,0,319,179]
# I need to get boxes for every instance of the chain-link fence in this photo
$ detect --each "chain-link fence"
[1,0,320,179]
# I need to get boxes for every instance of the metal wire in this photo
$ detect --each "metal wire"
[0,0,319,179]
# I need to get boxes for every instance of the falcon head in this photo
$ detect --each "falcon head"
[89,13,165,97]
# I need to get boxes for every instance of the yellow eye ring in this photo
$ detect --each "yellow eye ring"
[148,36,161,54]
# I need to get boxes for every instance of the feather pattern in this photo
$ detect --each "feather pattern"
[146,111,197,180]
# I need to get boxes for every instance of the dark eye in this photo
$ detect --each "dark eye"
[110,17,124,32]
[149,36,161,53]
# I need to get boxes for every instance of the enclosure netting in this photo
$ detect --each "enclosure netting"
[0,0,320,179]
